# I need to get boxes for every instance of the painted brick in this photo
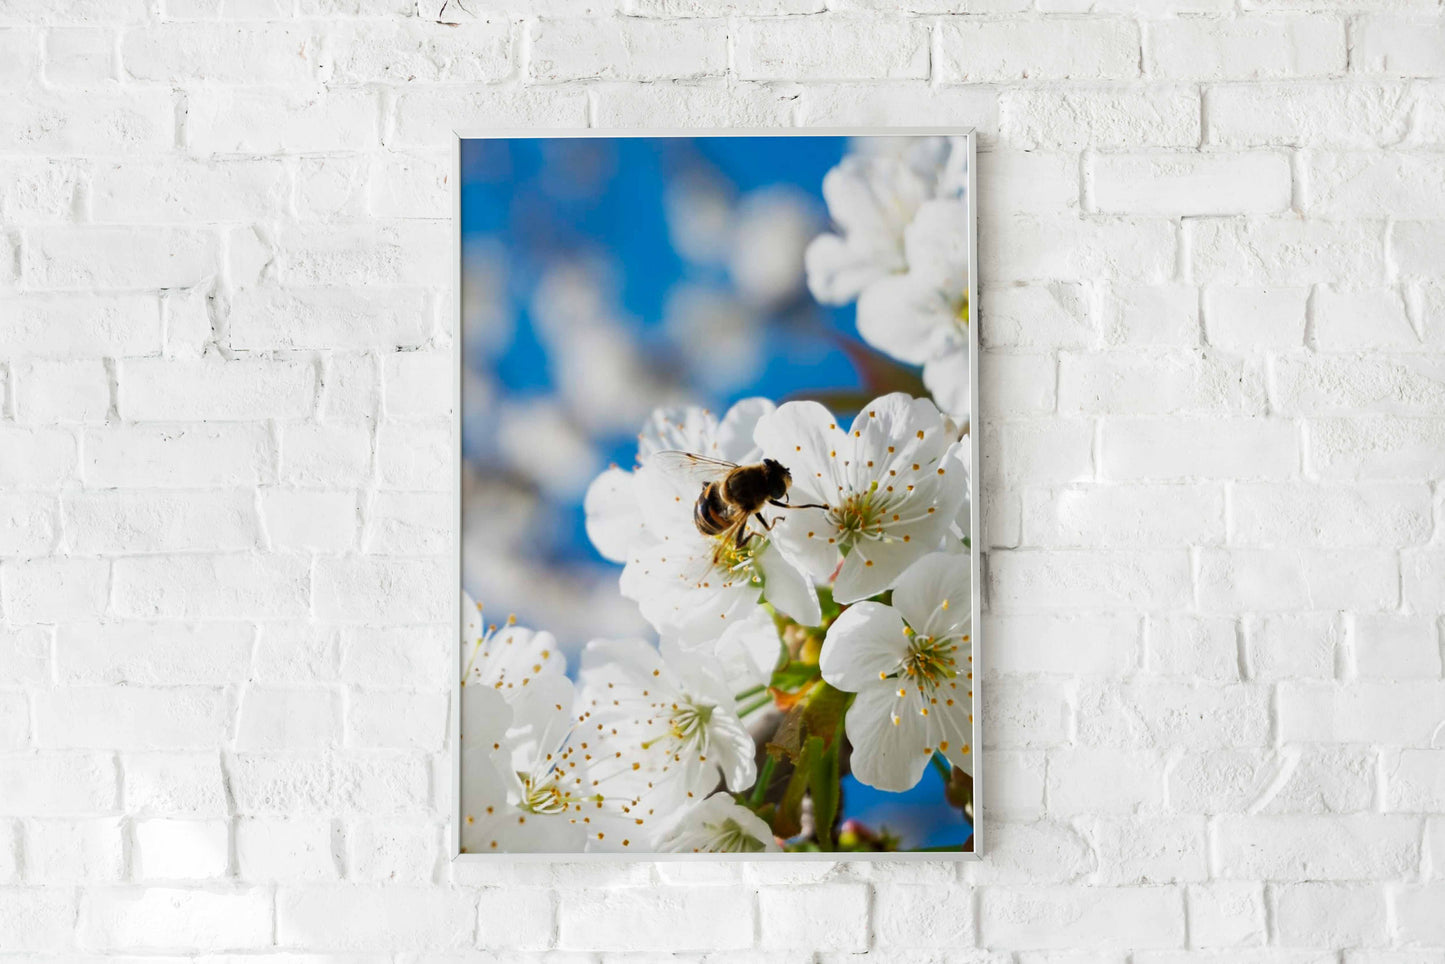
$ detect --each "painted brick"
[1091,152,1291,215]
[1214,815,1420,880]
[186,86,378,154]
[34,686,228,750]
[1279,681,1445,745]
[236,816,342,882]
[1100,417,1299,481]
[1146,15,1346,80]
[123,22,319,83]
[118,357,317,421]
[735,16,929,81]
[1205,81,1411,148]
[1189,218,1385,286]
[557,885,754,951]
[79,886,273,952]
[535,17,724,81]
[1352,16,1445,76]
[110,553,311,620]
[939,18,1139,82]
[979,885,1185,950]
[62,490,261,554]
[132,818,230,880]
[12,358,109,423]
[227,287,431,351]
[23,226,219,290]
[320,19,514,83]
[83,424,273,488]
[55,621,252,685]
[0,293,161,357]
[759,883,870,951]
[0,751,116,814]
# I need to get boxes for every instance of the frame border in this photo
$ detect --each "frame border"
[450,128,980,862]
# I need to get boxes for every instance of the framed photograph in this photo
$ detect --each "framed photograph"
[452,129,979,858]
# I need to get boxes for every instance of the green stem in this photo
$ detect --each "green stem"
[734,683,766,703]
[749,755,776,808]
[738,694,773,718]
[930,752,952,782]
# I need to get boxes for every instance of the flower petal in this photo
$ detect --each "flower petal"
[707,708,758,793]
[924,346,971,420]
[692,606,781,695]
[767,510,841,587]
[753,399,849,506]
[844,683,932,792]
[638,406,720,460]
[891,551,972,641]
[715,397,775,462]
[820,601,910,693]
[901,198,970,282]
[856,275,959,367]
[804,233,891,306]
[758,538,821,628]
[833,506,958,604]
[583,466,645,563]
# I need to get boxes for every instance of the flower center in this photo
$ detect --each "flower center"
[709,534,763,584]
[899,633,958,695]
[668,700,714,746]
[955,290,970,329]
[643,698,716,754]
[518,770,598,816]
[706,817,767,853]
[829,486,895,545]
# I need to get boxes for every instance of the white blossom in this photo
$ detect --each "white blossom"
[819,552,974,792]
[656,792,781,854]
[854,198,971,419]
[753,392,967,604]
[461,675,595,853]
[577,638,757,822]
[584,399,821,643]
[804,136,967,307]
[460,595,566,741]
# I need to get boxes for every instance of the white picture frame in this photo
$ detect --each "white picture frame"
[450,128,979,862]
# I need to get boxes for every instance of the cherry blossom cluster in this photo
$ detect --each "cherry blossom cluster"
[460,136,973,854]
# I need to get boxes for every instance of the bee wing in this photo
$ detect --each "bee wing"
[645,450,738,487]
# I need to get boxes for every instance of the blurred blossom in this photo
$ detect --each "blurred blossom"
[665,170,735,266]
[461,367,498,458]
[529,258,619,343]
[856,198,971,420]
[729,185,820,310]
[461,469,544,554]
[805,136,968,307]
[847,135,969,198]
[463,551,650,659]
[538,137,617,201]
[496,398,601,501]
[553,324,685,435]
[461,239,514,360]
[532,260,687,434]
[663,284,764,393]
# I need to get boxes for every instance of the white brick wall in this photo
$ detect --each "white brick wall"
[0,1,1441,960]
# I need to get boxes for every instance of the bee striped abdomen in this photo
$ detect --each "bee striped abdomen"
[694,482,733,536]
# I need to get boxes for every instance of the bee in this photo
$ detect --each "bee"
[650,451,828,560]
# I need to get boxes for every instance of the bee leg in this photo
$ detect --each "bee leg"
[754,512,774,532]
[735,525,755,549]
[770,498,827,510]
